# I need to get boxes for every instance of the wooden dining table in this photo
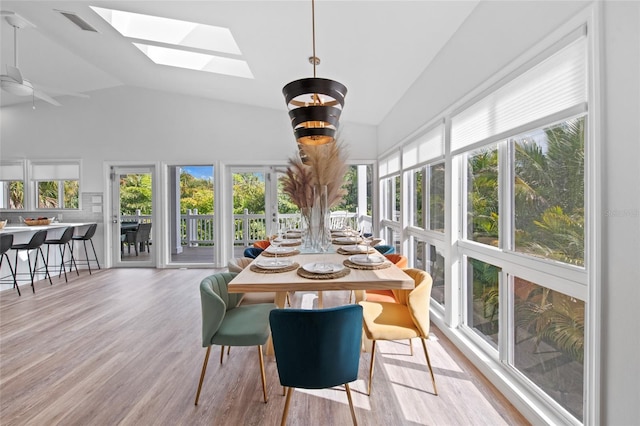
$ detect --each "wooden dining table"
[228,251,414,308]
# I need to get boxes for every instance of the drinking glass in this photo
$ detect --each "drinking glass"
[271,226,283,264]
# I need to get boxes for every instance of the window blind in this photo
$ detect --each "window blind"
[451,32,587,152]
[402,124,444,169]
[31,163,80,180]
[0,163,24,181]
[378,152,401,178]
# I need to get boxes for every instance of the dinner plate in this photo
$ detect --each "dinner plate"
[349,254,386,266]
[284,231,302,238]
[302,262,344,274]
[274,238,301,244]
[255,259,293,269]
[334,236,361,244]
[265,246,296,254]
[340,245,373,253]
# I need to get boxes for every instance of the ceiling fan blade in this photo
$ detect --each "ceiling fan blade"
[32,83,89,99]
[6,65,23,84]
[33,89,62,106]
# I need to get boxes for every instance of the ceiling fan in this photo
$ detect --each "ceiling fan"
[1,11,88,107]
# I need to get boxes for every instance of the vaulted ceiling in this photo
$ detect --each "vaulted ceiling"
[0,1,479,125]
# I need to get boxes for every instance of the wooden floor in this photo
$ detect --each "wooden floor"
[0,269,529,426]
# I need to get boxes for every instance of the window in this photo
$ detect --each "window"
[466,257,500,348]
[466,145,499,246]
[513,277,584,420]
[412,238,446,306]
[513,117,585,266]
[31,162,80,209]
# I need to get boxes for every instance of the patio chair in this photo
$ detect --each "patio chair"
[123,222,152,256]
[270,305,362,425]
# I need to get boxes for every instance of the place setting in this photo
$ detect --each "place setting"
[337,244,377,255]
[250,258,299,274]
[343,253,392,270]
[296,261,351,280]
[261,245,300,257]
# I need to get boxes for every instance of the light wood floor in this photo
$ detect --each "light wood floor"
[0,268,529,426]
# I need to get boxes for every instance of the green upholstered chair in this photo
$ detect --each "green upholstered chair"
[194,272,276,405]
[359,268,438,397]
[269,305,363,426]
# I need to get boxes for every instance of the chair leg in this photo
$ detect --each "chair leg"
[38,247,52,285]
[344,383,358,426]
[317,291,323,308]
[89,239,101,270]
[220,346,225,364]
[368,340,377,396]
[83,241,92,274]
[420,338,438,395]
[409,338,413,356]
[66,242,79,276]
[257,345,268,403]
[194,346,212,405]
[1,253,19,296]
[281,387,294,426]
[57,244,68,282]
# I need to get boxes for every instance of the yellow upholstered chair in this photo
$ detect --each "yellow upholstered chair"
[359,268,438,396]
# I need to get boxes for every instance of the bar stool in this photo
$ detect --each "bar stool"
[0,234,19,296]
[11,229,52,293]
[45,226,79,283]
[71,224,100,274]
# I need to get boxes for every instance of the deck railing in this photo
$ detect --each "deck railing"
[121,209,372,247]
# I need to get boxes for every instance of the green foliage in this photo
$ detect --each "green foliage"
[233,173,265,214]
[180,171,213,214]
[120,174,152,214]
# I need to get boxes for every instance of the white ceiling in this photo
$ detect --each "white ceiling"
[0,1,479,125]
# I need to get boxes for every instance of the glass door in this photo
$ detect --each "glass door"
[111,166,155,267]
[230,167,283,258]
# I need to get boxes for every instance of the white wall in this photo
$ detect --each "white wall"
[0,85,377,192]
[601,2,640,424]
[378,1,640,424]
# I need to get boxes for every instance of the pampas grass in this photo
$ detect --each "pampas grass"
[280,139,348,209]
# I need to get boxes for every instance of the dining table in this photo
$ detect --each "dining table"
[228,246,414,354]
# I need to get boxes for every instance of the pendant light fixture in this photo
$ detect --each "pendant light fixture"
[282,0,347,146]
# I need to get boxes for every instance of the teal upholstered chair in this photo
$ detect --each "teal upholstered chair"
[243,247,263,259]
[194,272,276,405]
[373,244,395,255]
[269,305,363,425]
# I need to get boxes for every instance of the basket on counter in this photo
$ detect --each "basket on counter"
[23,218,53,226]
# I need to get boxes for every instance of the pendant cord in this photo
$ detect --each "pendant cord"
[311,0,316,78]
[14,25,18,67]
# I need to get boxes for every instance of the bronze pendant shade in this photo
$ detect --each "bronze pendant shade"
[282,0,347,146]
[283,77,347,146]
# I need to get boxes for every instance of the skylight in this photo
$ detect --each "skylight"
[90,6,252,79]
[133,43,253,79]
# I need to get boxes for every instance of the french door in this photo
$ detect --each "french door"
[110,166,156,267]
[230,166,282,256]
